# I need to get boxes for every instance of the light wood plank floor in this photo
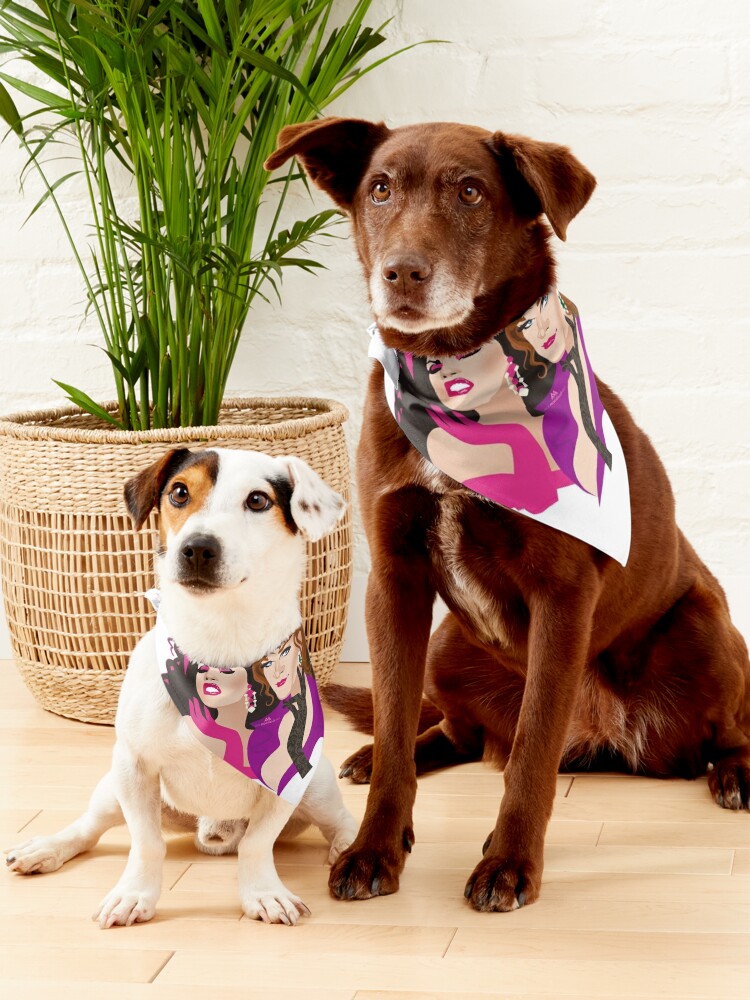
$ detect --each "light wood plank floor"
[2,659,750,999]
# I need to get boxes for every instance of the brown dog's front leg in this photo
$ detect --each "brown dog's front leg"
[329,558,434,900]
[464,585,597,912]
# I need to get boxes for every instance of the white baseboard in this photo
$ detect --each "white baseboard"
[2,572,748,664]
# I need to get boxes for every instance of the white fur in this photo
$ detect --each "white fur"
[5,449,356,927]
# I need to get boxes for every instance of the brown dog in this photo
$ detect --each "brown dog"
[266,118,750,912]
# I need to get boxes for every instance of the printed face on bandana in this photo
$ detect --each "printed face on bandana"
[260,634,303,699]
[515,293,573,364]
[425,338,506,411]
[195,664,247,708]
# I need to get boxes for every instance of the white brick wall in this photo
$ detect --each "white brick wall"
[1,0,748,659]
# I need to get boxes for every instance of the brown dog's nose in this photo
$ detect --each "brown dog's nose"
[382,254,432,286]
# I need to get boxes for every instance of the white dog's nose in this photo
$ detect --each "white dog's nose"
[180,534,220,571]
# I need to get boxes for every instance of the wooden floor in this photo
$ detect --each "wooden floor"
[2,660,750,1000]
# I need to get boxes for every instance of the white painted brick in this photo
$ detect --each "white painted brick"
[0,267,39,325]
[472,52,543,123]
[602,0,750,40]
[690,533,750,582]
[331,44,486,124]
[394,0,601,45]
[536,47,729,110]
[528,110,750,183]
[558,251,750,320]
[574,182,750,249]
[636,389,748,467]
[1,198,92,264]
[731,41,750,99]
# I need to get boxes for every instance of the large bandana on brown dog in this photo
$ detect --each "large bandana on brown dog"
[370,290,631,565]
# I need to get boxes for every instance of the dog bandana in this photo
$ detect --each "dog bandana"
[146,591,324,805]
[369,290,631,565]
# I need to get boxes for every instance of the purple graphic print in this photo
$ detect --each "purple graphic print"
[158,623,323,804]
[390,290,612,515]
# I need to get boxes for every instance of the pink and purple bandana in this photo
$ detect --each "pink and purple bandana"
[147,592,323,805]
[369,290,631,565]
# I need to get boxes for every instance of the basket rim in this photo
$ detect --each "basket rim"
[0,396,349,444]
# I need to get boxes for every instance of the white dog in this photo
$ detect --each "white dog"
[6,447,358,926]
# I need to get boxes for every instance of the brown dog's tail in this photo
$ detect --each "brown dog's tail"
[323,683,443,735]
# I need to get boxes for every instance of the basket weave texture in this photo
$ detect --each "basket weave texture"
[0,397,352,724]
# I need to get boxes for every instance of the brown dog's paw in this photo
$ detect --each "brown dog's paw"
[708,756,750,810]
[463,853,541,912]
[338,744,374,784]
[328,833,411,900]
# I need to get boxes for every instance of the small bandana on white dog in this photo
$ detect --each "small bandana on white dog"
[146,591,323,805]
[369,290,631,565]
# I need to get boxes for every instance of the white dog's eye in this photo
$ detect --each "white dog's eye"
[246,491,272,512]
[169,482,190,507]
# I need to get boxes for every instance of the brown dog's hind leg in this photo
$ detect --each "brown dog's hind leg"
[709,750,750,810]
[642,577,750,810]
[339,613,487,783]
[340,719,484,785]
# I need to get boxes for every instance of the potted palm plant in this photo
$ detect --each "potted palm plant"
[0,0,412,722]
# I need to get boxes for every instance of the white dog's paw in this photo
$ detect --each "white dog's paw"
[94,885,158,929]
[241,884,311,925]
[327,818,359,865]
[5,837,67,875]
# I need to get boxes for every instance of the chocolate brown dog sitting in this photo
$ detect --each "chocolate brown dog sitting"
[266,119,750,912]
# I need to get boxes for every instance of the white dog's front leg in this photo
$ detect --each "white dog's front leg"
[6,770,123,876]
[94,741,165,929]
[238,793,308,925]
[295,755,358,864]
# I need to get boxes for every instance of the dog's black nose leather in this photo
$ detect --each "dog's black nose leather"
[180,534,220,569]
[382,254,432,286]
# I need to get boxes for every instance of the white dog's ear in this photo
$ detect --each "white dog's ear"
[280,456,346,542]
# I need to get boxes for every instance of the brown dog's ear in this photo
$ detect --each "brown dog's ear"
[486,132,596,241]
[265,116,391,210]
[124,448,192,530]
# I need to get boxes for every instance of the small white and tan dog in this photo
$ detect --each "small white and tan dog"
[5,447,358,926]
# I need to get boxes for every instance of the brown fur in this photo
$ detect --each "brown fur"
[267,119,750,912]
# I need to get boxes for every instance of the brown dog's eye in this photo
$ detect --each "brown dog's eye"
[169,482,190,507]
[370,181,391,204]
[458,185,483,206]
[246,491,272,512]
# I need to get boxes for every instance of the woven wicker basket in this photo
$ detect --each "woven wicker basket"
[0,397,352,724]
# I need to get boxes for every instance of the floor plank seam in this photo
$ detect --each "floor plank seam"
[167,864,192,891]
[15,809,42,835]
[149,949,176,984]
[442,926,458,957]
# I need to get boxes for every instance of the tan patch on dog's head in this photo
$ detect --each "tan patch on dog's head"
[124,448,219,535]
[158,451,220,547]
